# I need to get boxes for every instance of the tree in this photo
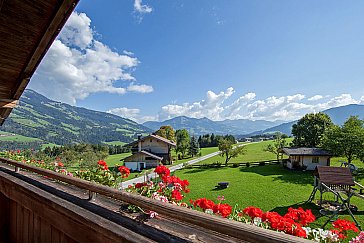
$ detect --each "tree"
[154,125,176,141]
[218,139,245,165]
[292,112,333,147]
[188,136,200,157]
[323,116,364,164]
[263,134,287,161]
[175,129,190,158]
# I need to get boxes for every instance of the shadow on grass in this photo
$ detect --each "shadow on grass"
[271,202,320,216]
[239,164,314,186]
[183,167,228,174]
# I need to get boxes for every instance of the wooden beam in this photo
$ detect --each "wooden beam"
[0,0,4,13]
[13,0,79,99]
[0,99,18,108]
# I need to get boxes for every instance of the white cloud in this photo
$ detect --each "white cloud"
[107,107,157,123]
[30,12,153,105]
[133,0,153,23]
[153,88,362,122]
[308,95,323,101]
[127,84,154,93]
[158,87,234,121]
[134,0,153,14]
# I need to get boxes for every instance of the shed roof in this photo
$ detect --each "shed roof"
[0,0,78,125]
[283,147,332,156]
[123,150,163,161]
[128,134,176,147]
[314,166,354,186]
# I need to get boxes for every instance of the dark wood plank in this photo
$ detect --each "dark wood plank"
[0,192,10,242]
[33,215,41,243]
[51,226,61,243]
[16,203,23,243]
[40,218,51,243]
[23,207,30,243]
[9,200,17,242]
[28,210,34,243]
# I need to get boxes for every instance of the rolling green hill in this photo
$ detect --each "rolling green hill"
[0,90,151,145]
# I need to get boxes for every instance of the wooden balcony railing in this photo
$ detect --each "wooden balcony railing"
[0,157,311,243]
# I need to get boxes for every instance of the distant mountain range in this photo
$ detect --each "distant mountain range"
[2,90,363,146]
[246,104,364,136]
[0,90,151,145]
[144,104,364,137]
[143,116,282,135]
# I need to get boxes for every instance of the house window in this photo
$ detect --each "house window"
[150,139,153,142]
[312,157,319,163]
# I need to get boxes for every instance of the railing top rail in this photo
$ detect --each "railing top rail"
[0,157,310,243]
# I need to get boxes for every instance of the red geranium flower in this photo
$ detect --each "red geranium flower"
[97,160,109,171]
[58,162,64,167]
[213,203,232,218]
[118,166,130,178]
[243,206,263,219]
[154,165,170,176]
[284,207,315,226]
[192,198,215,210]
[171,189,183,201]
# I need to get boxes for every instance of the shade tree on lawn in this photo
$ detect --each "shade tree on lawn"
[323,116,364,164]
[292,112,334,147]
[218,138,245,165]
[263,134,287,161]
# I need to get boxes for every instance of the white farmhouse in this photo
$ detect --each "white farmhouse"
[282,147,332,170]
[123,134,176,171]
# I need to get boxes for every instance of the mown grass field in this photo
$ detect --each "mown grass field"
[0,131,41,142]
[173,140,364,241]
[197,140,291,165]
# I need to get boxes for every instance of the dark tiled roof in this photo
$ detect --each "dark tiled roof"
[314,166,354,186]
[123,150,163,161]
[128,134,176,147]
[282,147,332,156]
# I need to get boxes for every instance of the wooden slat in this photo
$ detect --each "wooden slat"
[0,99,18,108]
[33,215,41,243]
[16,203,23,243]
[0,192,10,242]
[9,200,17,242]
[41,218,52,243]
[23,207,30,243]
[0,157,311,243]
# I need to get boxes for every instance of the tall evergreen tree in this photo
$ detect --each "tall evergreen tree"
[188,136,200,157]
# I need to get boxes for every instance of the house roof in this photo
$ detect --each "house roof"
[0,0,78,125]
[123,150,163,161]
[128,134,176,147]
[282,147,332,156]
[314,166,354,186]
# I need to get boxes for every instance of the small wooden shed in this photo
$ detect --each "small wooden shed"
[283,147,332,170]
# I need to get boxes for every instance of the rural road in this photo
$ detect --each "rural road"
[122,143,250,188]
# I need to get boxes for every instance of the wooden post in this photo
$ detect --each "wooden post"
[88,191,96,201]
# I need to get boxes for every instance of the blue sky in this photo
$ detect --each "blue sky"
[29,1,364,123]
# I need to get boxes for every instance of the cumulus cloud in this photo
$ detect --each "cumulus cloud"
[158,87,234,121]
[154,88,363,122]
[133,0,152,23]
[134,0,153,14]
[30,12,153,105]
[107,107,157,123]
[308,95,323,101]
